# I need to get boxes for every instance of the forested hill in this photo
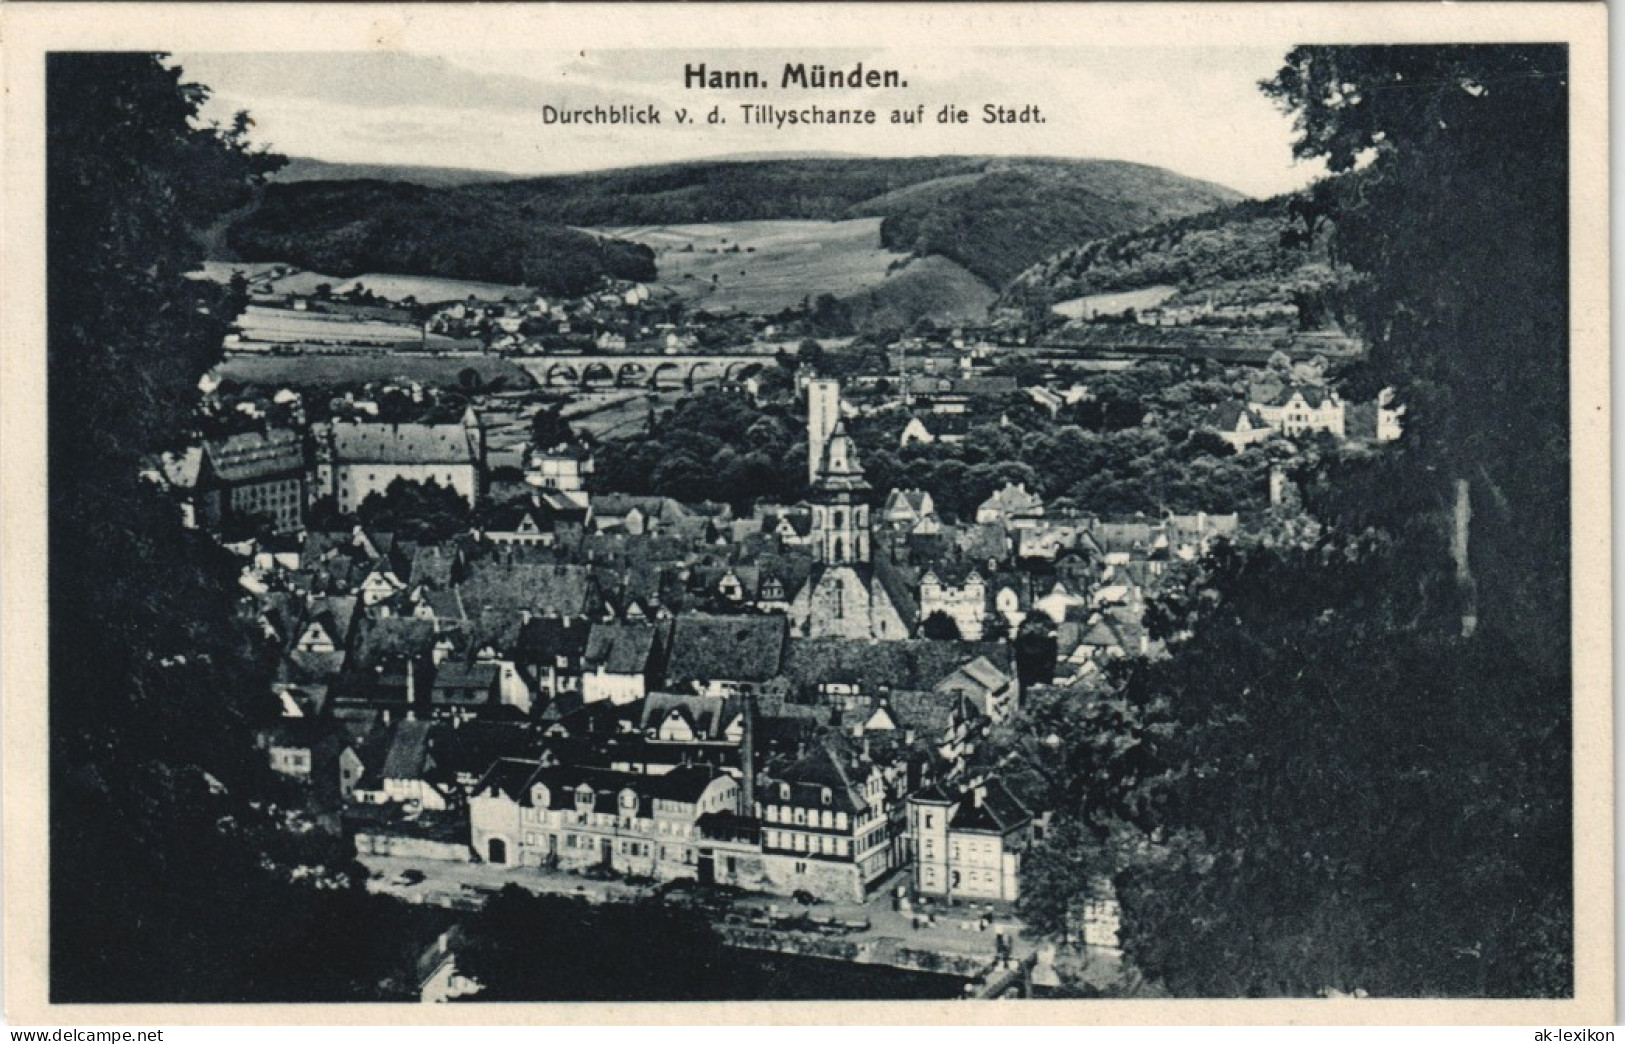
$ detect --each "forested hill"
[224,156,1243,293]
[997,192,1350,315]
[269,156,514,188]
[225,180,657,295]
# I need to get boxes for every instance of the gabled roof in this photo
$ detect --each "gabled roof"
[977,483,1043,518]
[350,617,438,670]
[459,560,593,617]
[664,613,787,686]
[472,757,546,801]
[763,742,867,814]
[330,420,478,466]
[201,428,304,485]
[584,622,660,675]
[782,638,1011,696]
[885,688,984,738]
[946,778,1031,835]
[934,655,1013,698]
[380,719,435,781]
[872,556,921,632]
[637,693,739,741]
[515,615,591,663]
[1206,401,1270,433]
[882,488,934,517]
[431,660,500,695]
[1258,383,1338,409]
[434,724,551,781]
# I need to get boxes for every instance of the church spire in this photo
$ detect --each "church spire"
[817,418,869,491]
[811,418,870,565]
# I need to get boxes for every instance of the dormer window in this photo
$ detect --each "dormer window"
[821,788,832,807]
[531,784,549,807]
[619,788,639,811]
[779,783,790,800]
[574,785,595,811]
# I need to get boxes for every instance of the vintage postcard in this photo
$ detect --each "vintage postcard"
[0,2,1610,1028]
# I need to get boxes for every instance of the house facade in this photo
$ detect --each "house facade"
[469,761,737,876]
[908,777,1032,903]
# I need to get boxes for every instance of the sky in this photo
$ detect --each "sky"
[176,48,1326,199]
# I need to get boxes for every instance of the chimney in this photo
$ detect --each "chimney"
[739,691,757,817]
[973,784,987,808]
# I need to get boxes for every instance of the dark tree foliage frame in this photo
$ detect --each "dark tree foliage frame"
[1003,46,1571,999]
[47,53,447,1003]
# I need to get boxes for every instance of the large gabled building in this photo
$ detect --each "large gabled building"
[314,408,485,513]
[196,428,306,535]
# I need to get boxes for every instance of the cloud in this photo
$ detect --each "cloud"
[176,52,568,113]
[179,48,1323,197]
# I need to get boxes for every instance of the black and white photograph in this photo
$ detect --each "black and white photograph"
[0,2,1610,1027]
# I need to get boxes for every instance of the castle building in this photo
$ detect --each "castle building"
[315,407,485,512]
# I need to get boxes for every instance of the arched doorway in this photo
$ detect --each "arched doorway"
[488,837,508,865]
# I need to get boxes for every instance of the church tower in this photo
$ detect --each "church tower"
[807,377,841,484]
[811,418,871,565]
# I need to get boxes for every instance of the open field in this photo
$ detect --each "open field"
[215,352,536,390]
[1052,284,1179,319]
[329,273,534,304]
[599,219,905,314]
[237,305,427,346]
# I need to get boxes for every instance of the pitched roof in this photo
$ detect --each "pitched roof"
[1259,383,1338,409]
[330,421,478,466]
[472,757,546,801]
[430,660,500,697]
[433,724,550,781]
[763,742,867,814]
[872,556,921,631]
[350,617,438,669]
[664,613,787,686]
[380,719,434,781]
[934,655,1013,698]
[1205,401,1269,433]
[459,560,593,617]
[584,622,661,675]
[978,482,1043,518]
[514,615,591,663]
[201,428,304,484]
[947,777,1032,835]
[637,693,740,741]
[782,638,1011,696]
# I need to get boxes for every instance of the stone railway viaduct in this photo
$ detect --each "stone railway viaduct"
[515,352,778,390]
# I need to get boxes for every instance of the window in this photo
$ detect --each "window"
[820,788,832,807]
